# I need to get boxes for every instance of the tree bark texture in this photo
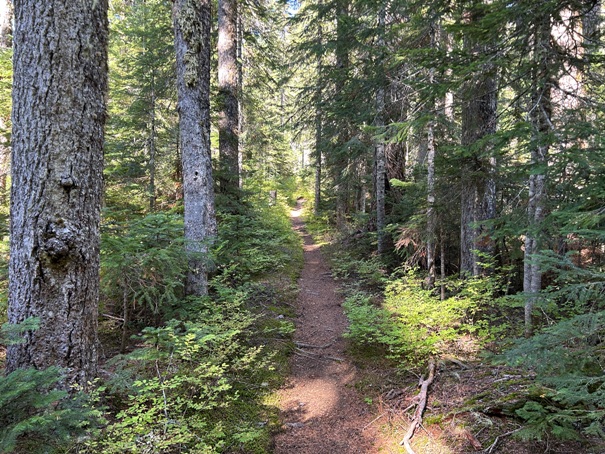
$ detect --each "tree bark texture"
[173,0,217,296]
[460,5,498,277]
[6,0,108,386]
[0,0,11,48]
[218,0,239,198]
[523,14,552,337]
[375,7,387,254]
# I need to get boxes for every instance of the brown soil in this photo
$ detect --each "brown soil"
[272,205,382,454]
[272,204,603,454]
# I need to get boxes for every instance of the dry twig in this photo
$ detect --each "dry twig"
[400,359,437,454]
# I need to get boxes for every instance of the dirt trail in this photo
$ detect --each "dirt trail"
[273,204,380,454]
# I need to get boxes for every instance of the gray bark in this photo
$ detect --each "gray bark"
[173,0,217,296]
[375,7,387,255]
[218,0,240,198]
[0,0,12,202]
[524,15,552,337]
[6,0,108,386]
[0,0,11,48]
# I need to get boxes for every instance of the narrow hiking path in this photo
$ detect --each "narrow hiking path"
[273,203,382,454]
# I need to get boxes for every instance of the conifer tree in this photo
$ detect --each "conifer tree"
[172,0,217,296]
[7,0,109,385]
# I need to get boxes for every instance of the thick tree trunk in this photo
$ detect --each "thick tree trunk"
[460,5,498,277]
[218,0,240,199]
[6,0,108,386]
[173,0,217,297]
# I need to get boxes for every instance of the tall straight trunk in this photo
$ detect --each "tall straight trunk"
[334,0,349,228]
[6,0,108,386]
[0,0,11,47]
[460,5,498,277]
[524,15,552,337]
[426,116,436,288]
[314,15,322,216]
[173,0,217,297]
[148,71,157,212]
[375,7,387,254]
[237,13,244,188]
[0,0,11,203]
[218,0,239,198]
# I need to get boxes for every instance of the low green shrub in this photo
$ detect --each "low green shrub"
[343,271,502,367]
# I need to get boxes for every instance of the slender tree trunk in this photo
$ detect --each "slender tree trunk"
[0,0,12,203]
[375,6,387,254]
[6,0,108,386]
[0,0,11,48]
[148,71,157,212]
[426,115,436,289]
[173,0,217,297]
[218,0,239,198]
[335,0,349,228]
[314,59,322,216]
[524,15,552,337]
[237,13,244,188]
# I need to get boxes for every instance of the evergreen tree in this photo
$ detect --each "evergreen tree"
[172,0,217,296]
[7,0,109,385]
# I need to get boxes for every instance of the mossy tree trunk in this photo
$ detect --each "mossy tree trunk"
[6,0,108,386]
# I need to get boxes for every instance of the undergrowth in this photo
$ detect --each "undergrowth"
[306,212,605,447]
[0,201,302,453]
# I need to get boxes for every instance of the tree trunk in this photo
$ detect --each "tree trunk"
[334,0,350,229]
[6,0,108,386]
[460,4,498,277]
[148,71,157,212]
[524,15,552,337]
[218,0,240,199]
[375,6,387,254]
[0,0,12,203]
[314,15,322,217]
[173,0,217,297]
[0,0,11,48]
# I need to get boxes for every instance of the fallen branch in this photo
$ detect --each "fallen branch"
[294,340,335,349]
[484,428,521,454]
[400,359,437,454]
[293,347,343,362]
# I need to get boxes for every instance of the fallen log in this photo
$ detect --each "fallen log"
[400,359,436,454]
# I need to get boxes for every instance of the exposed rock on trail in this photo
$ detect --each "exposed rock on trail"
[273,204,379,454]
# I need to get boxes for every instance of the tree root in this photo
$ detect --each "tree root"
[400,359,437,454]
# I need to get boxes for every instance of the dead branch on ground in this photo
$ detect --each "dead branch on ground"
[400,359,437,454]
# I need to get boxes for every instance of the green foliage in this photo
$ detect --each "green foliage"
[101,212,189,323]
[94,291,281,453]
[502,311,605,441]
[215,203,302,284]
[0,367,104,453]
[0,322,104,454]
[343,270,503,367]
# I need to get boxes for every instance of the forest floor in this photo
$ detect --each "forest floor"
[271,202,598,454]
[272,202,383,453]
